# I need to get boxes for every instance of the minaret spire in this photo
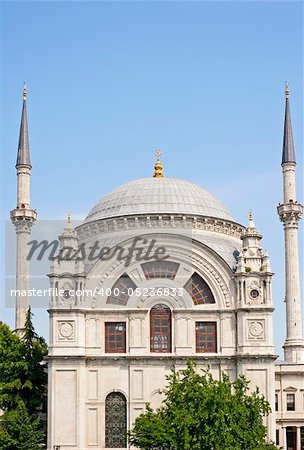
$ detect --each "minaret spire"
[277,84,304,363]
[282,82,295,164]
[10,86,37,332]
[16,84,31,168]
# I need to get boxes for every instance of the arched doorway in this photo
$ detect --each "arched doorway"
[105,392,127,448]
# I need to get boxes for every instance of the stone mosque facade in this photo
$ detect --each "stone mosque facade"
[10,84,304,450]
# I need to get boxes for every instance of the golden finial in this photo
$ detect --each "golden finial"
[153,150,164,178]
[23,83,27,101]
[68,211,71,224]
[285,81,289,99]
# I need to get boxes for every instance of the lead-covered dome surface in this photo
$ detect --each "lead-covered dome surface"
[84,178,234,223]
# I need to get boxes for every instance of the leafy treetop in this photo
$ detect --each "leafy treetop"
[129,361,278,450]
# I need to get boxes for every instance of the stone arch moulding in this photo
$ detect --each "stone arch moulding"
[138,293,183,310]
[103,388,129,403]
[84,233,234,309]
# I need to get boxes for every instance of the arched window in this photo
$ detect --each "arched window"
[107,273,137,305]
[184,272,215,305]
[105,392,127,448]
[142,261,179,280]
[150,304,171,353]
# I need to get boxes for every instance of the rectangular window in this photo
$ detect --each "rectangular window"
[276,429,280,446]
[150,306,171,353]
[286,393,295,411]
[105,322,126,353]
[196,322,217,353]
[275,393,278,411]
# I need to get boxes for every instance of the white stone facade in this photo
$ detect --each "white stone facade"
[47,198,277,449]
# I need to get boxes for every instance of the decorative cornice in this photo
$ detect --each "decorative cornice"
[47,353,277,364]
[76,214,244,241]
[49,307,237,315]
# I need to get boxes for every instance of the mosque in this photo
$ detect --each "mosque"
[10,84,304,449]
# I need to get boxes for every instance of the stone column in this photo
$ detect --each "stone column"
[297,427,301,450]
[282,426,287,450]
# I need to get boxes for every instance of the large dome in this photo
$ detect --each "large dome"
[84,178,234,223]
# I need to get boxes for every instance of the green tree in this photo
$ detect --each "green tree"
[21,308,48,415]
[0,401,44,450]
[0,320,25,412]
[129,361,278,450]
[0,308,47,415]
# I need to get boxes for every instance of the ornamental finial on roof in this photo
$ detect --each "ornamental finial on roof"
[68,211,71,224]
[285,81,289,99]
[23,83,27,101]
[153,150,164,178]
[248,209,255,228]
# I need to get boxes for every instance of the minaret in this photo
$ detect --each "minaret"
[10,85,37,331]
[277,83,304,363]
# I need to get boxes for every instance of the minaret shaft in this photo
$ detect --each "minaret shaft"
[17,165,31,208]
[15,224,33,329]
[284,224,302,340]
[282,163,297,203]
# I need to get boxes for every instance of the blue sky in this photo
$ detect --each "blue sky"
[0,1,303,356]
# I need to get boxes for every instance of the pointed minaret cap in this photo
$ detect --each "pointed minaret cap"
[282,82,296,165]
[59,211,78,243]
[16,83,31,168]
[153,150,164,178]
[248,209,255,228]
[63,211,75,233]
[241,209,262,242]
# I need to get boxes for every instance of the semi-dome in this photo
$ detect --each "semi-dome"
[84,177,234,223]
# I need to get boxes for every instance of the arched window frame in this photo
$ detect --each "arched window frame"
[105,391,127,448]
[141,260,180,280]
[184,272,215,305]
[107,273,137,305]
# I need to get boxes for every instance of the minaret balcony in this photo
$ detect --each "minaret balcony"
[10,207,37,221]
[277,202,303,224]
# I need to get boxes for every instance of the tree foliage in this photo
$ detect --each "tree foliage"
[0,401,44,450]
[0,309,47,449]
[0,308,47,415]
[129,361,278,450]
